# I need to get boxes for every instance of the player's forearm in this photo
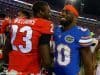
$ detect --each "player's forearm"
[81,47,95,75]
[39,44,52,68]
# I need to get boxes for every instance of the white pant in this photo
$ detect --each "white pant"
[96,64,100,75]
[6,69,41,75]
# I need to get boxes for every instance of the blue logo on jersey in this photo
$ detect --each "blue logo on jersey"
[65,35,75,43]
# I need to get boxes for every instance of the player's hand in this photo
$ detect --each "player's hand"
[41,68,49,75]
[0,49,3,59]
[42,63,54,75]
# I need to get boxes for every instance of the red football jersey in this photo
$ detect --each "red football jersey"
[0,19,3,27]
[2,18,53,74]
[0,18,10,34]
[0,19,9,59]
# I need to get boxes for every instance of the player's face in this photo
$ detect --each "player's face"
[18,11,24,18]
[41,5,51,20]
[60,8,74,27]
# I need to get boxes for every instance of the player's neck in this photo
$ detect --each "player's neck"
[63,22,75,31]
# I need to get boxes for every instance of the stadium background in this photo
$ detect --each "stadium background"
[0,0,99,37]
[0,0,100,74]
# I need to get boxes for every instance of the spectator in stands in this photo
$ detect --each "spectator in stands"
[95,40,100,75]
[90,34,100,75]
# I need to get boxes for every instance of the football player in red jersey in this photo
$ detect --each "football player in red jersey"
[32,1,54,75]
[0,1,53,75]
[0,13,7,60]
[0,13,7,73]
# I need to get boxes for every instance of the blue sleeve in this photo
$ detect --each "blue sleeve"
[54,25,62,36]
[78,28,93,47]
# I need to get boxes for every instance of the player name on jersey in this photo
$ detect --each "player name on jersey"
[14,18,36,25]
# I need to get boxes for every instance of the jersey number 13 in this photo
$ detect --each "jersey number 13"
[11,25,32,53]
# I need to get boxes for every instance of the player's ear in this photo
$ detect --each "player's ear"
[39,10,44,16]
